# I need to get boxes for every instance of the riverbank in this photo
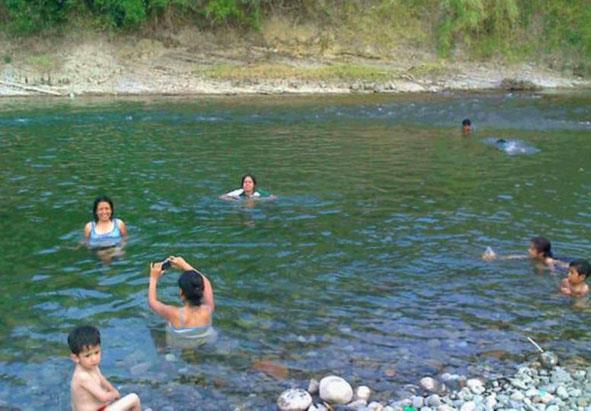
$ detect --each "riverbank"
[1,29,589,97]
[277,352,591,411]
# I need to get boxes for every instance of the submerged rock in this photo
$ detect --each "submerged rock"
[252,359,289,380]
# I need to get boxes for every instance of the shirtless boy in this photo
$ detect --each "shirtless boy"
[560,259,590,298]
[68,325,141,411]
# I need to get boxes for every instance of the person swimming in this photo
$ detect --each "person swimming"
[220,174,276,200]
[462,118,472,135]
[482,236,568,269]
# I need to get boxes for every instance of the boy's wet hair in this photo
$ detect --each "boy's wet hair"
[241,174,257,187]
[462,118,471,126]
[530,236,553,258]
[68,325,101,354]
[178,270,205,306]
[570,259,591,279]
[92,195,115,222]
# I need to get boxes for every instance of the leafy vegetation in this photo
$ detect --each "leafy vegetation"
[0,0,589,73]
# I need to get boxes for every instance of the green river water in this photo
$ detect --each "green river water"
[0,92,590,409]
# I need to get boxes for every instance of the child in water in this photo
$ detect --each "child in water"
[462,118,472,135]
[68,325,141,411]
[560,259,590,297]
[483,236,567,269]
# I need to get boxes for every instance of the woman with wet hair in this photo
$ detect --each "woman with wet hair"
[84,195,127,247]
[220,174,275,200]
[148,256,215,338]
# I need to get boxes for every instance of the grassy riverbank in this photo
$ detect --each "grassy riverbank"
[0,0,589,96]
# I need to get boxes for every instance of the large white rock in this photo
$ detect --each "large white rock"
[276,388,312,411]
[319,375,353,404]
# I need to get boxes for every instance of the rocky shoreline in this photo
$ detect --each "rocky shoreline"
[277,352,591,411]
[1,70,589,98]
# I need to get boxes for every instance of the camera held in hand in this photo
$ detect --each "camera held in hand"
[152,259,171,270]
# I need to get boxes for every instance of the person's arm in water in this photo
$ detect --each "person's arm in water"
[560,278,572,295]
[84,222,92,241]
[147,262,179,324]
[219,189,242,200]
[547,257,569,269]
[169,256,215,314]
[481,248,531,262]
[117,219,128,238]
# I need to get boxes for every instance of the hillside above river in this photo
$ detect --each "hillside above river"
[1,20,589,97]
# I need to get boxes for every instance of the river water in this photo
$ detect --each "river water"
[0,92,590,409]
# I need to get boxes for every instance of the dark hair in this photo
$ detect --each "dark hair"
[570,259,591,279]
[68,325,101,354]
[462,118,471,126]
[92,196,114,222]
[530,236,553,258]
[241,174,257,188]
[178,270,204,306]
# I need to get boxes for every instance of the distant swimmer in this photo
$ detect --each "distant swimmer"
[220,174,276,200]
[462,118,472,135]
[482,236,568,270]
[483,137,539,155]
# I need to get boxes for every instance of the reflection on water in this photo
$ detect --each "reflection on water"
[0,93,590,409]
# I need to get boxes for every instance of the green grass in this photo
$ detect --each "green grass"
[199,63,400,82]
[25,54,57,71]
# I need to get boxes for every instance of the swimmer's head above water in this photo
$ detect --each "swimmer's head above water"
[92,195,115,222]
[462,118,472,135]
[241,174,257,196]
[178,270,205,306]
[529,236,553,260]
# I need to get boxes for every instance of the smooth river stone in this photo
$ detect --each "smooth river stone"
[420,377,440,393]
[276,388,312,411]
[466,378,485,395]
[540,351,559,369]
[319,375,353,404]
[356,385,372,401]
[308,378,319,395]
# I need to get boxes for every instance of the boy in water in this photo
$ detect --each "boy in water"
[462,118,472,135]
[560,259,590,297]
[69,325,141,411]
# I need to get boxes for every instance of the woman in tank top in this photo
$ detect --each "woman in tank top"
[148,256,215,337]
[84,196,128,248]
